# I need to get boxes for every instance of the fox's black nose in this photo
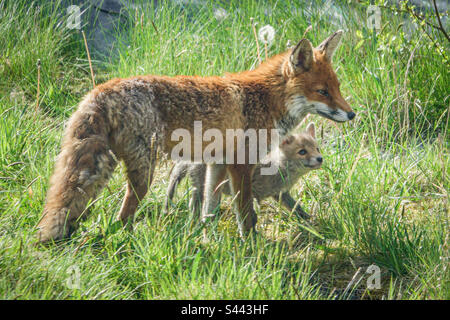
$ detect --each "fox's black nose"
[317,157,323,163]
[347,112,356,120]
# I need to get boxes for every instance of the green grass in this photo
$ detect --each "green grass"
[0,0,448,299]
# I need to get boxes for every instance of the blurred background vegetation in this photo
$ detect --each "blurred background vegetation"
[0,0,448,299]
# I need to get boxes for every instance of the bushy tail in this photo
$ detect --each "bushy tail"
[37,105,117,243]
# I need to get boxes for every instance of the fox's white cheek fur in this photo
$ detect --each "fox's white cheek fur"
[287,95,311,117]
[277,94,315,137]
[312,102,349,122]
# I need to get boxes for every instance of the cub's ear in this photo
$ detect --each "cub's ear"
[281,135,295,146]
[317,30,343,61]
[290,38,314,72]
[306,123,316,139]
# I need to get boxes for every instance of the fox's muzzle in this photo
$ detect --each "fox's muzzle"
[315,103,355,122]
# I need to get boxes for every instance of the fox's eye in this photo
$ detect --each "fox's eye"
[317,89,329,97]
[317,148,320,152]
[299,149,307,155]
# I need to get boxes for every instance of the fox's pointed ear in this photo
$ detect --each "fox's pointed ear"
[281,135,295,146]
[306,123,316,138]
[290,39,314,72]
[317,30,343,61]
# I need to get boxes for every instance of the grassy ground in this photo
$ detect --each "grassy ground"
[0,0,448,299]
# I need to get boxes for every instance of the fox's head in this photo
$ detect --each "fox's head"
[282,30,355,123]
[280,123,322,170]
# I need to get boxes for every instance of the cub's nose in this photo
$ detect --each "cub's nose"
[347,112,356,120]
[317,157,323,163]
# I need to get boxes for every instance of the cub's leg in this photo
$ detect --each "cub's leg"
[201,164,226,222]
[274,192,310,219]
[188,164,207,217]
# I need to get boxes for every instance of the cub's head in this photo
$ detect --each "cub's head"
[282,30,355,122]
[280,123,322,169]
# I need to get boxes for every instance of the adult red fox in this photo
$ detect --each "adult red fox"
[37,30,354,243]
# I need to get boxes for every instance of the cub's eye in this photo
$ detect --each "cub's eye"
[317,148,320,152]
[317,89,329,97]
[299,149,307,155]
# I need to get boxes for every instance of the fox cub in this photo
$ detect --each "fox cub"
[166,123,322,219]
